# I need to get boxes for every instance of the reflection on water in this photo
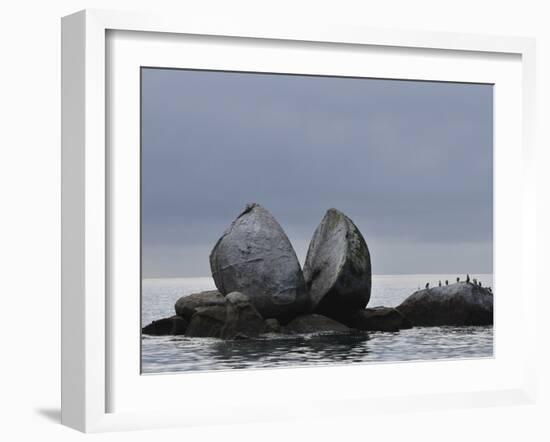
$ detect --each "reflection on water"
[142,326,493,373]
[141,275,494,374]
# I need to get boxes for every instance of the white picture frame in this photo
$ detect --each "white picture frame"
[61,9,537,433]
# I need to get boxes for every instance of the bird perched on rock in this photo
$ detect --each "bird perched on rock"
[425,282,429,289]
[445,280,449,285]
[456,277,460,282]
[466,274,470,283]
[438,280,442,287]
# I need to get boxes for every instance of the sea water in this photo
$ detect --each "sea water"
[141,274,493,373]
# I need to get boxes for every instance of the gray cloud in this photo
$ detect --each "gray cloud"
[141,68,493,278]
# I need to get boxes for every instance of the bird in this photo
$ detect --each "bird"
[456,277,460,282]
[438,280,442,287]
[466,274,470,283]
[445,280,449,285]
[425,282,430,289]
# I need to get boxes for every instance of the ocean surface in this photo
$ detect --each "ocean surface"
[141,274,493,374]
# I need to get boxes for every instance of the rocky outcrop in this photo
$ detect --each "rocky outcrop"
[174,291,266,339]
[303,209,371,318]
[339,307,412,332]
[220,292,266,339]
[175,290,225,320]
[282,314,351,334]
[142,315,188,336]
[396,282,493,326]
[209,203,309,321]
[145,203,494,342]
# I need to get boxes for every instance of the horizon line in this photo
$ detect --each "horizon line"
[142,271,494,280]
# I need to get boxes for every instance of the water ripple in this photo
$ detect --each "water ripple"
[142,326,493,373]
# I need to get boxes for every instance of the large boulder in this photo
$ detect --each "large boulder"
[220,292,266,339]
[142,315,188,336]
[340,307,412,332]
[303,209,371,319]
[209,203,309,321]
[282,314,351,334]
[396,282,493,326]
[175,290,225,320]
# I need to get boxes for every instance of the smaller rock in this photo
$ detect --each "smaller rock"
[396,282,493,326]
[220,292,266,339]
[226,291,252,305]
[142,315,188,336]
[184,292,267,339]
[186,305,227,338]
[175,290,225,320]
[170,316,189,335]
[264,318,281,333]
[282,314,350,334]
[340,307,412,332]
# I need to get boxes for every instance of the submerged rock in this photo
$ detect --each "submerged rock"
[174,290,225,320]
[142,315,188,336]
[282,314,351,334]
[209,203,309,321]
[220,292,266,339]
[303,209,371,318]
[340,307,412,332]
[396,282,493,326]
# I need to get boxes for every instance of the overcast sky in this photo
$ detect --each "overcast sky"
[141,68,493,278]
